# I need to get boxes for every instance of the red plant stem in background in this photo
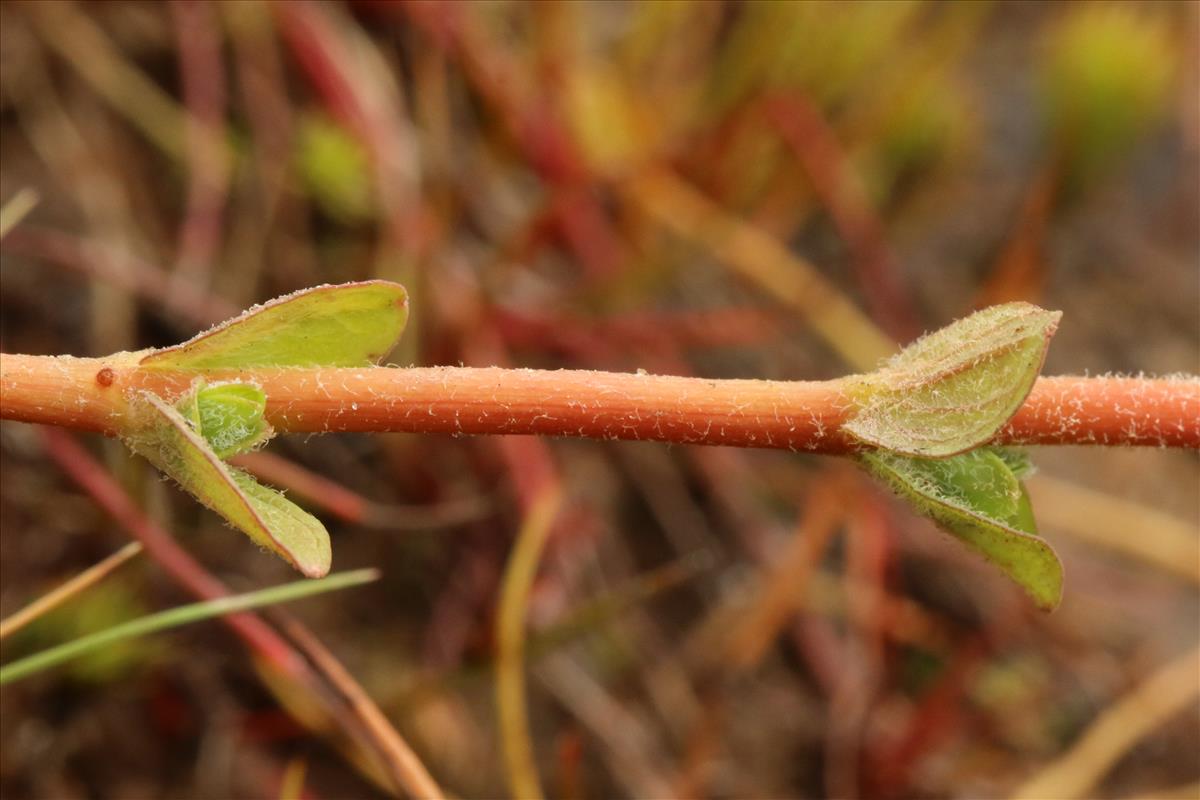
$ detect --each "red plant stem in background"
[36,427,306,677]
[765,95,923,343]
[2,354,1197,451]
[275,1,425,257]
[231,450,370,524]
[867,600,1029,799]
[169,0,229,289]
[398,1,627,282]
[38,427,447,799]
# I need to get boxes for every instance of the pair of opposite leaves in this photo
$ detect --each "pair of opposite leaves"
[124,282,409,578]
[120,282,1062,608]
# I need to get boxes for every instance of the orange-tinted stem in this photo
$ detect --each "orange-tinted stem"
[2,353,1197,451]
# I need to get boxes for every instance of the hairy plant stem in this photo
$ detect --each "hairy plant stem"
[2,353,1197,451]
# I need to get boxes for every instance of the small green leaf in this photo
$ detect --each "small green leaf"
[194,382,273,458]
[173,381,273,458]
[123,392,331,578]
[140,281,408,370]
[993,447,1036,480]
[859,448,1063,610]
[845,302,1061,457]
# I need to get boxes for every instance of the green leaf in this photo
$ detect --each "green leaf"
[123,392,331,578]
[295,112,374,222]
[175,380,273,457]
[993,446,1036,480]
[140,281,408,370]
[845,302,1061,457]
[191,381,273,458]
[858,448,1063,610]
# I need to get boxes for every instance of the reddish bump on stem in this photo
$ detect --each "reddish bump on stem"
[1,354,1197,452]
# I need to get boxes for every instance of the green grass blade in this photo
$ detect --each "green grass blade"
[0,569,379,686]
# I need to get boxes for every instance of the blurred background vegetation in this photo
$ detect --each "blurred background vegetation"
[0,1,1197,798]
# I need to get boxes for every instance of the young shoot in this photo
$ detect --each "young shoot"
[1,281,1197,608]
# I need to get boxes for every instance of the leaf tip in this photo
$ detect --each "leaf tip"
[294,553,332,579]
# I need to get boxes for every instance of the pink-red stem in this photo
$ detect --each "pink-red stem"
[3,354,1196,451]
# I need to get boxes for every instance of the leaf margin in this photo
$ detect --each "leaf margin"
[138,280,408,371]
[858,447,1063,611]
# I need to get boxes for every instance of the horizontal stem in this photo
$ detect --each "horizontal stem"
[1,353,1197,451]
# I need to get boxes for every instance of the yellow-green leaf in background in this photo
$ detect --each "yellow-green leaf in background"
[295,112,374,223]
[140,281,407,370]
[123,392,331,578]
[859,447,1062,610]
[1040,5,1175,196]
[845,302,1060,457]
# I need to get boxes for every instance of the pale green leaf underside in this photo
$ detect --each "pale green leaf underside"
[140,281,408,370]
[859,448,1062,610]
[846,303,1061,457]
[123,392,331,577]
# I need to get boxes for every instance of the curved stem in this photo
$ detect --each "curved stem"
[2,353,1197,451]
